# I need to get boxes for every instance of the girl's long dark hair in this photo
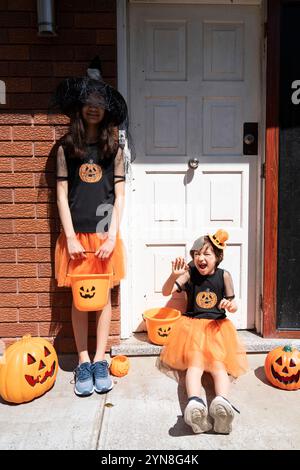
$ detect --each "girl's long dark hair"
[63,109,119,160]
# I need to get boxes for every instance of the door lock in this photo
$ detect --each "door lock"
[244,134,255,146]
[243,123,258,155]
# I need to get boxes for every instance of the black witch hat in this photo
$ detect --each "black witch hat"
[50,56,128,127]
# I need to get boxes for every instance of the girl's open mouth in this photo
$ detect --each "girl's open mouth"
[198,263,207,270]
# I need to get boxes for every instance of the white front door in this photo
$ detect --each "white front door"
[129,3,261,331]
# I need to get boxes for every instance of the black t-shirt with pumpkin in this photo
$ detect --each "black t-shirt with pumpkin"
[181,265,230,320]
[59,143,119,233]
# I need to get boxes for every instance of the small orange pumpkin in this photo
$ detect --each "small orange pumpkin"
[264,345,300,391]
[0,335,58,403]
[110,355,130,377]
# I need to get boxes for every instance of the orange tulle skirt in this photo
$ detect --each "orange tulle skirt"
[55,232,126,288]
[160,316,248,378]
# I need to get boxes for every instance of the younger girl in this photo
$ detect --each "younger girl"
[53,63,127,397]
[160,230,248,434]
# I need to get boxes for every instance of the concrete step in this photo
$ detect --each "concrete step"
[111,330,300,356]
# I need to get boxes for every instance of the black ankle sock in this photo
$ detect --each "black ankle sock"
[188,396,206,405]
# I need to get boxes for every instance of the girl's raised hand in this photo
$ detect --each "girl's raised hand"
[172,257,189,278]
[67,236,87,260]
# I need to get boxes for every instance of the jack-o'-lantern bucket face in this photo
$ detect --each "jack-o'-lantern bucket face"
[0,335,58,404]
[157,326,171,338]
[79,161,102,183]
[79,284,96,300]
[143,308,181,345]
[264,345,300,390]
[68,273,113,311]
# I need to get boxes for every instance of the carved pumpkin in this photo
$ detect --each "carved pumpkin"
[79,160,102,183]
[196,289,218,309]
[0,335,58,404]
[264,345,300,391]
[110,355,130,377]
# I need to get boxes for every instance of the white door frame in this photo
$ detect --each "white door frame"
[116,0,266,338]
[117,0,134,338]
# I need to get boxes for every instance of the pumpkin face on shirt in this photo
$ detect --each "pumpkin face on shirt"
[196,289,218,309]
[79,160,102,183]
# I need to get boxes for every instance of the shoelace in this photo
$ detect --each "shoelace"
[73,363,92,382]
[93,361,109,379]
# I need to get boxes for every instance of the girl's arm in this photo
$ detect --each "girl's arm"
[219,270,237,313]
[162,257,190,296]
[56,145,86,260]
[95,146,125,259]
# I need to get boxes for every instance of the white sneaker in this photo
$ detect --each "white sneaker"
[184,398,212,434]
[209,396,238,434]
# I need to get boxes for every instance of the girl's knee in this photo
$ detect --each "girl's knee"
[187,366,204,376]
[210,361,227,375]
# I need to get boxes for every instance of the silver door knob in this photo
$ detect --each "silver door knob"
[188,158,199,169]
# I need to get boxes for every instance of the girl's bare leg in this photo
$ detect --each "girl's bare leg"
[94,291,112,362]
[210,362,231,398]
[72,302,90,364]
[209,362,234,434]
[184,366,212,433]
[185,366,204,398]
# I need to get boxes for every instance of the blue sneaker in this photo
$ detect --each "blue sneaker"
[74,362,94,396]
[92,360,113,394]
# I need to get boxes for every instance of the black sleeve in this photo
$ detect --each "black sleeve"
[56,145,68,181]
[114,146,126,185]
[223,270,235,300]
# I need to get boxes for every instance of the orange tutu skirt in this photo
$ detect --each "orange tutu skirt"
[160,316,248,378]
[55,232,126,288]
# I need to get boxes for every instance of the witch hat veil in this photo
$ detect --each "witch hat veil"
[49,56,135,163]
[50,56,128,128]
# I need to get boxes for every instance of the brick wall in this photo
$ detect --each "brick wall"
[0,0,121,353]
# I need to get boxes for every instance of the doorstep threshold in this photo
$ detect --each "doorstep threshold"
[111,330,300,356]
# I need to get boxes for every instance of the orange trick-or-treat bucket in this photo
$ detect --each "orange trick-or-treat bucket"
[67,273,113,311]
[143,307,181,345]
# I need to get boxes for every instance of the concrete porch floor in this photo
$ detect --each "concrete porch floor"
[1,353,299,450]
